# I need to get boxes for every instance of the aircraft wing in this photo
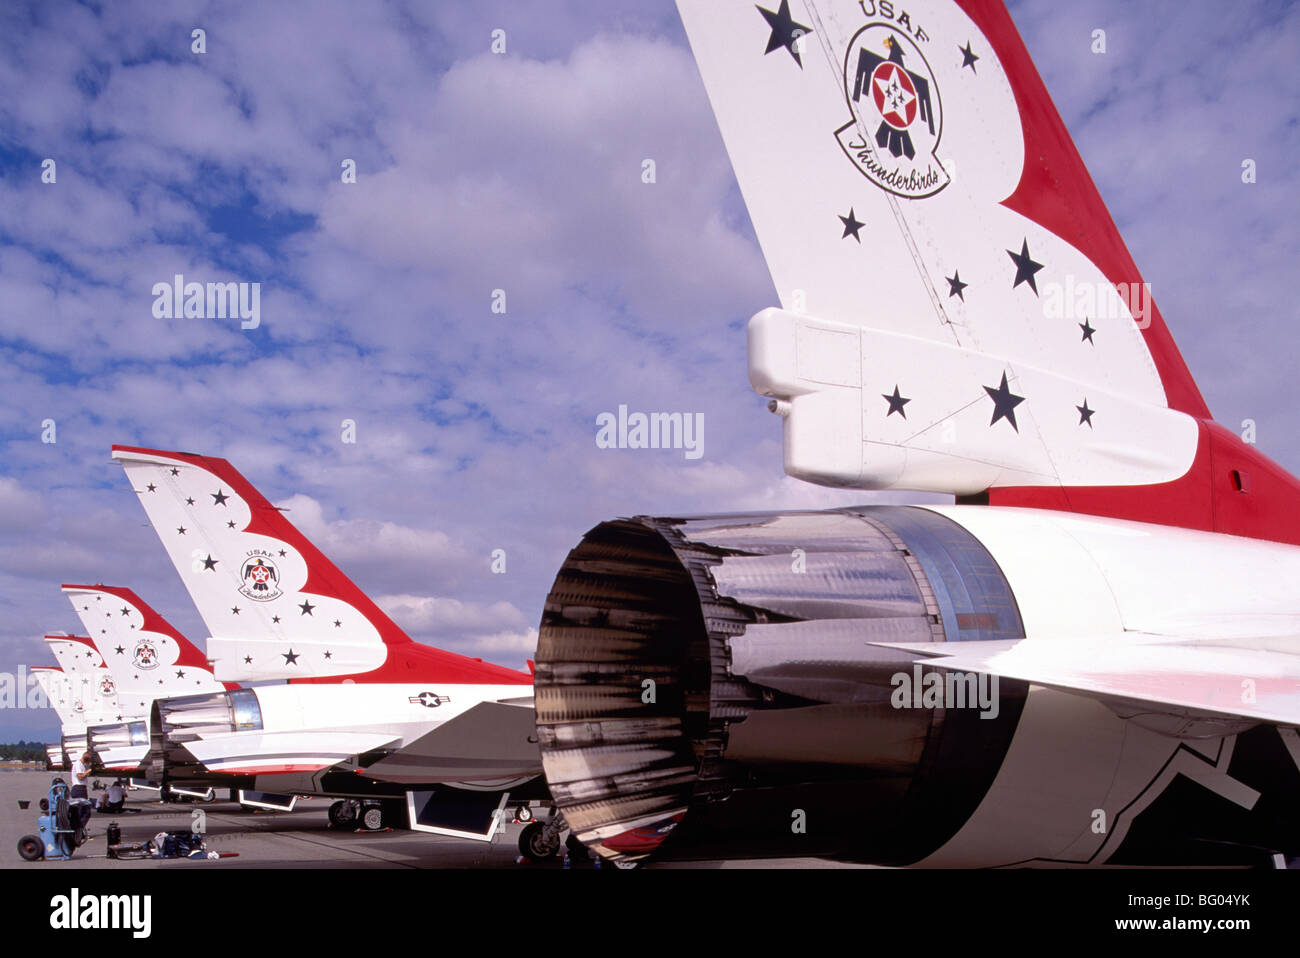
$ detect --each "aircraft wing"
[874,632,1300,732]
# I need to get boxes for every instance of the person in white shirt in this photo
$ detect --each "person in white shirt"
[71,749,93,799]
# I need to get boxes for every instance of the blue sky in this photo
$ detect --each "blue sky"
[1,0,1297,740]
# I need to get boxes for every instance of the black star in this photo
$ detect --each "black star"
[170,467,180,476]
[272,616,281,624]
[1007,239,1044,295]
[1079,319,1096,344]
[839,207,865,242]
[299,601,315,616]
[333,620,341,628]
[201,554,218,571]
[175,670,185,679]
[231,606,240,615]
[120,607,129,616]
[226,520,236,529]
[185,497,195,506]
[984,372,1025,431]
[114,646,124,655]
[177,526,186,535]
[243,655,252,665]
[946,270,968,301]
[146,483,156,492]
[757,1,812,68]
[278,549,286,557]
[959,40,979,72]
[1077,399,1095,428]
[158,678,164,685]
[323,650,332,659]
[283,649,299,665]
[211,489,229,506]
[882,386,911,418]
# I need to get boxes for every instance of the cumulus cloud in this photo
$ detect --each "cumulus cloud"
[0,0,1296,741]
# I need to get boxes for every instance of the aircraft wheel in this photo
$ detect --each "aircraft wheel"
[360,805,385,831]
[200,790,216,804]
[17,835,44,861]
[518,822,559,859]
[515,805,533,822]
[329,800,359,827]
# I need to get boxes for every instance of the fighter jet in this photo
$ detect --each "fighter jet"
[109,445,547,839]
[532,0,1300,867]
[61,585,230,778]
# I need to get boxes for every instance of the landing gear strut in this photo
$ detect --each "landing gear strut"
[518,809,565,859]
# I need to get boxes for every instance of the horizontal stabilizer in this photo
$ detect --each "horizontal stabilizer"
[875,631,1300,733]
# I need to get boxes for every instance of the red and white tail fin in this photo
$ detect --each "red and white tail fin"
[62,585,230,714]
[31,667,82,729]
[111,446,530,685]
[40,636,119,724]
[676,0,1300,544]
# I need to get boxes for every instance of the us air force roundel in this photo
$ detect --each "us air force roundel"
[835,23,949,199]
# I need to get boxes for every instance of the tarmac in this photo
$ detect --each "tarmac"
[1,770,865,869]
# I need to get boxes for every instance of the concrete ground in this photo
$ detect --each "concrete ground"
[1,770,864,869]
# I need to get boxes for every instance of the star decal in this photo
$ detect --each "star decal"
[272,616,281,624]
[146,483,156,492]
[299,601,315,616]
[1077,399,1095,428]
[232,606,240,615]
[1007,239,1044,295]
[757,1,812,68]
[1079,319,1096,344]
[323,650,332,659]
[170,468,180,476]
[211,489,229,506]
[984,372,1025,431]
[946,270,968,301]
[244,655,253,665]
[278,549,287,557]
[177,526,186,535]
[201,554,218,571]
[114,646,124,655]
[959,40,979,72]
[176,670,185,679]
[283,649,299,665]
[882,385,911,418]
[185,497,195,506]
[333,619,342,628]
[839,207,865,242]
[226,520,237,529]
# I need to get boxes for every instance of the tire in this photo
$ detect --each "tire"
[515,805,533,823]
[55,797,71,832]
[327,800,356,827]
[17,835,43,861]
[518,822,559,859]
[200,790,216,804]
[360,805,385,831]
